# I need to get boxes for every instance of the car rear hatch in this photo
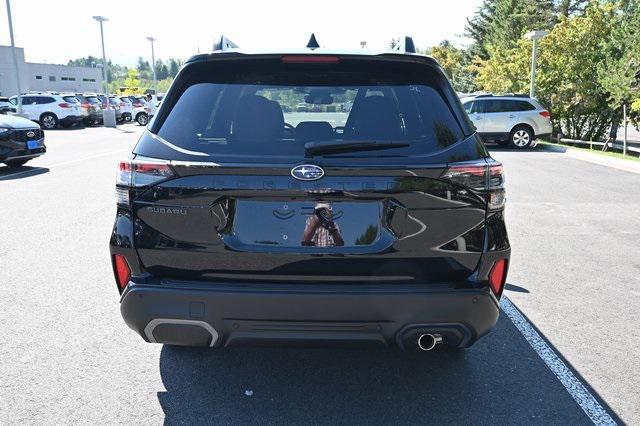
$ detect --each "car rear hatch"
[122,54,494,286]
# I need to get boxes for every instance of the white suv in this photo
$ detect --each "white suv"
[9,92,84,130]
[461,95,552,149]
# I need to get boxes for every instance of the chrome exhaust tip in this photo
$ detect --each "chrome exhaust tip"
[417,333,443,351]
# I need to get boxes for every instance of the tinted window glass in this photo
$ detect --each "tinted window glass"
[37,97,56,105]
[86,96,101,104]
[63,96,79,103]
[484,100,509,113]
[510,100,536,111]
[155,63,464,160]
[463,101,473,113]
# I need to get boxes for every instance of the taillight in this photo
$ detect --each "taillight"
[489,259,508,297]
[119,102,125,107]
[441,161,505,209]
[116,159,175,206]
[81,102,90,109]
[58,102,71,108]
[282,55,340,64]
[539,111,551,119]
[113,254,131,289]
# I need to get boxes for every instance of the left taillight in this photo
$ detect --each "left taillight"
[440,160,505,210]
[116,159,175,207]
[113,254,131,289]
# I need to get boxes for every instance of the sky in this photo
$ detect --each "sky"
[1,0,482,66]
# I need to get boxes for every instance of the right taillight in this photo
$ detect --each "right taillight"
[539,110,551,119]
[113,254,131,289]
[489,259,508,297]
[116,159,175,206]
[441,161,505,210]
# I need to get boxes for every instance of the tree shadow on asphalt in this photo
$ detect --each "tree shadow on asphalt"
[156,314,615,424]
[0,166,49,180]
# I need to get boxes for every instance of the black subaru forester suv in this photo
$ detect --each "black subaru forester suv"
[110,37,510,351]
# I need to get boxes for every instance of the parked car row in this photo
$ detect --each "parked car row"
[5,91,153,130]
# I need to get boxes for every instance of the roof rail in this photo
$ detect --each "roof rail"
[393,36,416,54]
[212,35,238,52]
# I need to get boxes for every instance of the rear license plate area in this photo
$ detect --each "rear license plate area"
[232,200,382,248]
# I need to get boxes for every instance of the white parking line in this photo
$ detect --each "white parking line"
[501,297,617,425]
[0,149,128,181]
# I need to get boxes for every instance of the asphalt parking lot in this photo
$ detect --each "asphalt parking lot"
[1,126,638,424]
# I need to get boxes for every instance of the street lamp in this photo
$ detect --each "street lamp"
[93,15,115,126]
[146,36,157,110]
[5,0,23,115]
[524,30,548,99]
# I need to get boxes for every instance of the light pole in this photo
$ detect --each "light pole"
[5,0,23,114]
[93,15,116,127]
[146,36,157,108]
[93,16,109,99]
[524,30,548,99]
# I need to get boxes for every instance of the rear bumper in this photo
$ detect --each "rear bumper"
[120,281,500,349]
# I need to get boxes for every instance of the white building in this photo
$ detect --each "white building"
[0,45,103,96]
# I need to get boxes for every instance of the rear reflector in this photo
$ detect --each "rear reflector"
[113,254,131,289]
[539,111,551,118]
[489,259,508,297]
[282,55,340,64]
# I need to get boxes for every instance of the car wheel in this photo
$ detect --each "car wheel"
[5,159,29,168]
[40,113,58,130]
[509,126,533,149]
[136,113,149,126]
[125,114,132,122]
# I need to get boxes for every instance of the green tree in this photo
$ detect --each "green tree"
[597,0,640,123]
[168,59,182,77]
[476,2,618,140]
[430,41,477,93]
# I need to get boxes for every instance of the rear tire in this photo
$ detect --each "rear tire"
[40,113,58,130]
[5,159,29,168]
[509,125,533,149]
[136,113,149,126]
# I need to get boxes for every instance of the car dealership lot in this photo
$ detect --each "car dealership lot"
[0,126,638,424]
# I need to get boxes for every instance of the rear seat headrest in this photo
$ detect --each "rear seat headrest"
[295,121,334,142]
[232,95,284,142]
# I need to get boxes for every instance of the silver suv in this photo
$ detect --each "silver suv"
[461,95,552,149]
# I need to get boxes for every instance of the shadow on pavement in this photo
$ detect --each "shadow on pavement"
[504,283,530,293]
[0,166,49,180]
[157,315,607,424]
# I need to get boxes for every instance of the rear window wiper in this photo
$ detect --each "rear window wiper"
[304,140,410,157]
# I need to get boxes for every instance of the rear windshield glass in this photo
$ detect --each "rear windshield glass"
[86,97,101,104]
[153,59,464,159]
[63,96,79,103]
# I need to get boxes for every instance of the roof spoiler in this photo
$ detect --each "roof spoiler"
[394,36,416,54]
[212,35,238,52]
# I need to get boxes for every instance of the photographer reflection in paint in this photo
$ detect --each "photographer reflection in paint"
[301,202,344,247]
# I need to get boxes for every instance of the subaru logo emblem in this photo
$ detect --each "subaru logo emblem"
[291,164,324,181]
[26,131,36,138]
